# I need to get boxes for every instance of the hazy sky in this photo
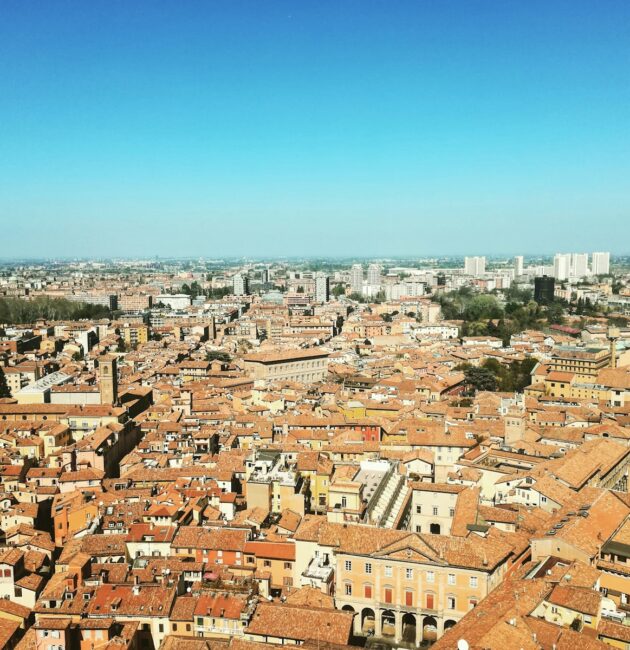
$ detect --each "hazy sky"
[1,1,629,258]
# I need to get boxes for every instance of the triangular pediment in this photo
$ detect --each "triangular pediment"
[373,533,446,565]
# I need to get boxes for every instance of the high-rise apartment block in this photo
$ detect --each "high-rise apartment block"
[315,273,330,303]
[553,254,571,280]
[233,274,250,296]
[570,253,589,278]
[367,263,382,286]
[592,251,610,275]
[464,256,486,276]
[554,252,593,280]
[514,256,524,277]
[350,264,363,293]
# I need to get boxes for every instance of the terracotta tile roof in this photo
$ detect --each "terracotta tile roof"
[172,526,248,552]
[243,540,295,561]
[87,583,176,617]
[246,602,352,645]
[547,583,602,616]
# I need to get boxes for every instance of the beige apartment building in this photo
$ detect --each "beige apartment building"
[243,348,329,384]
[548,346,611,379]
[294,519,516,645]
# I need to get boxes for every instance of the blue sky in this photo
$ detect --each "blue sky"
[1,0,629,258]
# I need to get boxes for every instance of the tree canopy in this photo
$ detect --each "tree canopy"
[0,297,110,324]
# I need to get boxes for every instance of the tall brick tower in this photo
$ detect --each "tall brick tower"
[99,355,118,405]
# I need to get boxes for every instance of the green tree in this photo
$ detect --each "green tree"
[0,367,11,398]
[546,302,565,325]
[189,281,203,297]
[208,287,231,299]
[464,366,498,393]
[0,296,110,324]
[480,357,538,392]
[331,284,346,297]
[206,351,231,363]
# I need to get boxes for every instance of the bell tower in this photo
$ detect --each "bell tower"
[99,355,118,405]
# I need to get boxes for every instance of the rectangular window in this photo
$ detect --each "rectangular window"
[449,508,455,517]
[364,584,372,598]
[426,593,434,609]
[365,562,372,574]
[345,560,352,571]
[416,505,422,514]
[385,565,392,578]
[406,568,413,580]
[469,576,478,588]
[384,588,393,604]
[448,596,456,609]
[405,591,413,607]
[426,571,435,583]
[448,573,455,585]
[433,507,438,516]
[345,583,352,596]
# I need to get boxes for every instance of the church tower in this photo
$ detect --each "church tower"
[99,355,118,405]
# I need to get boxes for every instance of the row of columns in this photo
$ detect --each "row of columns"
[350,607,456,645]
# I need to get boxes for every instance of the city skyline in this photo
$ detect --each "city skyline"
[1,0,629,257]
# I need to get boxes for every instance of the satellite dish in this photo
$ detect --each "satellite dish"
[457,641,469,650]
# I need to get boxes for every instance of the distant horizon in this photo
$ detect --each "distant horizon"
[0,251,625,265]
